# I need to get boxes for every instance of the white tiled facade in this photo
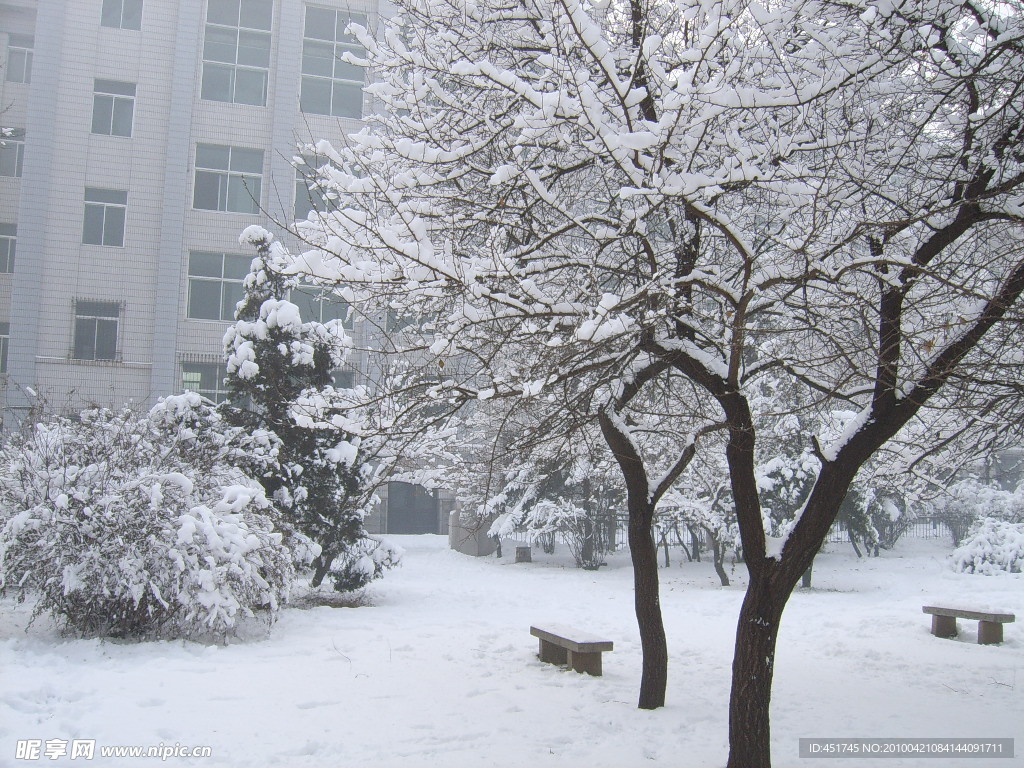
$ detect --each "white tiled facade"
[0,0,373,422]
[0,1,457,535]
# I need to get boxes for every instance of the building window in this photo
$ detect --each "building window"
[300,6,365,119]
[187,251,252,321]
[4,35,32,84]
[294,157,336,220]
[73,301,119,361]
[0,129,24,177]
[83,188,127,246]
[193,143,263,213]
[182,362,230,403]
[101,0,143,29]
[0,322,8,374]
[290,283,350,327]
[201,0,273,106]
[0,224,15,273]
[91,80,136,137]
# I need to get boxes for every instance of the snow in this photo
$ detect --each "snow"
[1,537,1021,767]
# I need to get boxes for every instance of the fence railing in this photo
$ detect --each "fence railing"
[502,516,954,553]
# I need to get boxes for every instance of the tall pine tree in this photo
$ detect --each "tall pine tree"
[223,227,379,590]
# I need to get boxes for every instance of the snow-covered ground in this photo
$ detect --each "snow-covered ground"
[1,536,1021,767]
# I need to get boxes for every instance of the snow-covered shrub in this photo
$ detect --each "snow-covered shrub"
[950,518,1024,575]
[931,479,1024,546]
[0,396,306,641]
[327,535,403,592]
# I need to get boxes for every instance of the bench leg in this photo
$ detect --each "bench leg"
[931,615,957,638]
[538,639,567,665]
[567,650,602,676]
[978,621,1003,645]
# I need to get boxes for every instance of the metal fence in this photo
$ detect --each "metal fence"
[503,516,954,553]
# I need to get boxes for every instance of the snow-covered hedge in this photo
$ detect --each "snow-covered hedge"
[0,396,310,641]
[950,518,1024,575]
[327,535,404,592]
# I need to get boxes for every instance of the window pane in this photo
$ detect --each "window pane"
[295,178,315,220]
[95,319,118,360]
[193,170,226,210]
[101,0,123,27]
[73,319,97,360]
[290,285,316,320]
[95,79,135,96]
[240,0,273,30]
[91,94,114,134]
[232,67,267,106]
[103,205,126,246]
[207,0,240,25]
[331,369,354,388]
[85,187,127,204]
[302,40,335,77]
[203,25,238,64]
[83,204,105,244]
[77,301,119,317]
[196,143,231,170]
[222,280,245,320]
[237,30,270,67]
[320,295,349,324]
[0,142,22,176]
[334,47,363,81]
[229,147,263,173]
[188,251,224,277]
[201,63,234,101]
[300,76,331,115]
[111,98,134,137]
[304,6,335,40]
[332,80,362,118]
[188,279,223,319]
[122,0,143,29]
[339,14,367,43]
[223,254,252,279]
[227,174,259,213]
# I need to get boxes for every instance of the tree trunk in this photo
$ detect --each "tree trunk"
[848,532,863,558]
[711,535,730,587]
[727,568,786,768]
[629,501,668,709]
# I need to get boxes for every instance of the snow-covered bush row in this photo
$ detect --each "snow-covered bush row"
[0,395,313,641]
[950,518,1024,575]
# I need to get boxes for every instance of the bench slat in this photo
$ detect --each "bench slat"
[922,606,1015,623]
[531,625,614,653]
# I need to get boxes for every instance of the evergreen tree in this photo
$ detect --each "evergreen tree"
[223,228,385,590]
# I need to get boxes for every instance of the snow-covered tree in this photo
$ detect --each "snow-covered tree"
[223,230,397,591]
[0,395,304,641]
[487,445,624,569]
[258,0,1024,764]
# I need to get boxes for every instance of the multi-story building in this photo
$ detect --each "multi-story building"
[0,0,453,535]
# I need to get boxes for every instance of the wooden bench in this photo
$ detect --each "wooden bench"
[530,624,613,676]
[922,606,1015,645]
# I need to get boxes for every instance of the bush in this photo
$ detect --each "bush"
[950,518,1024,575]
[0,396,308,641]
[327,535,404,592]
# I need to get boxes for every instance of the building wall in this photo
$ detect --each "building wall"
[1,0,377,423]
